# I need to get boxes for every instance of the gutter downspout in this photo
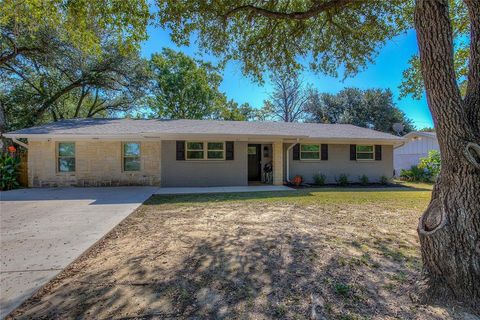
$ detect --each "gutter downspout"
[286,139,299,182]
[12,137,29,149]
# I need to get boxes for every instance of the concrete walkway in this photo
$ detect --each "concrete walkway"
[0,187,156,319]
[154,185,294,195]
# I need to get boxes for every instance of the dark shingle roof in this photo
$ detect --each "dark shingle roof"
[5,118,403,141]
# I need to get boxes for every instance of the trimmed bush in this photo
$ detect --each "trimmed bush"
[400,165,431,182]
[313,173,326,186]
[418,150,441,181]
[336,174,349,186]
[359,174,369,186]
[379,175,389,185]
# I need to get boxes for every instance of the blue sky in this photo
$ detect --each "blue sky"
[141,26,434,129]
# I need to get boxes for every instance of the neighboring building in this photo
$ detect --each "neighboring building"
[4,118,404,187]
[394,131,439,176]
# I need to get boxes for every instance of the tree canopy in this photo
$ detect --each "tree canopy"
[148,48,257,120]
[0,0,151,63]
[399,0,470,99]
[1,29,150,132]
[157,0,411,81]
[305,88,415,134]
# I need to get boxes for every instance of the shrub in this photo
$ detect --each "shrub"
[0,152,20,191]
[418,150,441,180]
[359,174,369,186]
[336,174,349,186]
[313,173,326,185]
[400,165,431,182]
[379,175,389,185]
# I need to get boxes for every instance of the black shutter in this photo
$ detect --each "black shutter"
[350,144,357,160]
[226,141,234,160]
[375,145,382,161]
[176,141,185,160]
[293,144,300,160]
[321,144,328,160]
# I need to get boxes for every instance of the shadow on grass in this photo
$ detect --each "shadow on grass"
[11,231,427,319]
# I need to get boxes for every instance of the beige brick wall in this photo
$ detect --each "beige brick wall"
[272,140,284,185]
[28,140,161,187]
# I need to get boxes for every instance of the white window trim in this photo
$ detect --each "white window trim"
[356,144,375,161]
[299,144,321,161]
[56,142,76,173]
[186,141,226,161]
[122,142,142,172]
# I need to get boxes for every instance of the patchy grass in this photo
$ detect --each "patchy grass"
[8,184,474,319]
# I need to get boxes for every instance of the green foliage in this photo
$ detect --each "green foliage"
[305,88,415,134]
[359,174,369,186]
[379,176,390,185]
[336,174,349,186]
[156,0,411,81]
[0,0,150,59]
[400,166,431,183]
[149,48,226,120]
[148,48,259,121]
[1,28,150,131]
[418,127,435,132]
[418,150,441,179]
[313,173,326,186]
[0,152,20,191]
[399,0,469,99]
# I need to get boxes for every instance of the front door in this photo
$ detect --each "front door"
[248,144,261,181]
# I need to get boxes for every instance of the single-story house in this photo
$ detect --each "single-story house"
[4,118,405,187]
[394,131,439,176]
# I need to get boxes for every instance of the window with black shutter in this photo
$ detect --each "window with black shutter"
[321,144,328,160]
[176,141,185,160]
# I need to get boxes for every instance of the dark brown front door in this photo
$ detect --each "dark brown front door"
[248,144,261,181]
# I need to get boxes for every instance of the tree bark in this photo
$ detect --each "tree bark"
[414,0,480,308]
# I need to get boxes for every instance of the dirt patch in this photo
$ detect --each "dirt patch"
[8,191,477,319]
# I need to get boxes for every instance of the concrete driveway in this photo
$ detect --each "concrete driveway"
[0,187,156,318]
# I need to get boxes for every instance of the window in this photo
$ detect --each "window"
[123,142,141,171]
[186,142,204,159]
[207,142,224,159]
[248,146,257,155]
[57,142,75,172]
[356,145,374,160]
[300,144,320,160]
[186,141,225,160]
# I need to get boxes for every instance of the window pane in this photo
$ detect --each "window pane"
[208,151,224,159]
[187,151,204,159]
[248,146,257,155]
[58,158,75,172]
[357,152,374,160]
[208,142,223,150]
[124,157,140,171]
[124,143,140,156]
[58,143,75,157]
[187,142,203,150]
[356,145,373,152]
[301,152,320,159]
[301,144,320,152]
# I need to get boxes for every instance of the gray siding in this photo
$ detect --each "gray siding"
[286,144,394,184]
[161,141,248,187]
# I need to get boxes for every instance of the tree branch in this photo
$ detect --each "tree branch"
[223,0,359,20]
[0,47,42,66]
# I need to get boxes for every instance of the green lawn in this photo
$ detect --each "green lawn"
[13,184,467,320]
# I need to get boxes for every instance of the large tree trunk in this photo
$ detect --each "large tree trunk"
[414,0,480,308]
